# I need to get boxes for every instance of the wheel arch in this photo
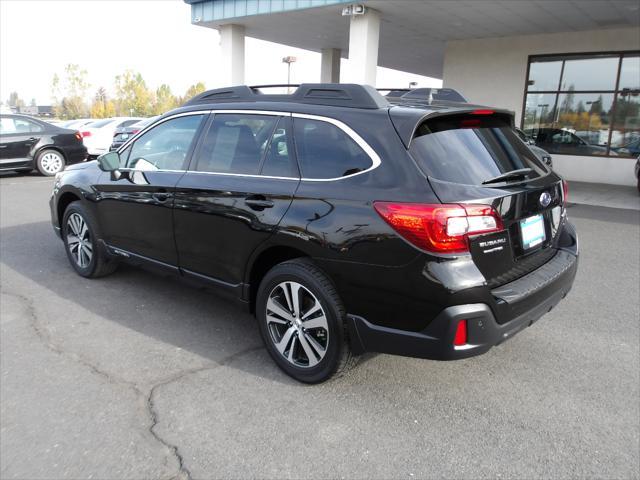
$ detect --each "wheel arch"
[34,145,66,163]
[246,245,310,313]
[56,189,82,229]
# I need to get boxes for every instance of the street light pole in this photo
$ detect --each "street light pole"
[282,56,297,93]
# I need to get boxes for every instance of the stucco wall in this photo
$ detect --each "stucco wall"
[442,27,640,186]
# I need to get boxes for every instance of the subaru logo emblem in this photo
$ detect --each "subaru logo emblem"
[539,192,552,208]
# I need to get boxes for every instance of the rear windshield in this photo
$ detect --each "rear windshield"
[409,114,547,185]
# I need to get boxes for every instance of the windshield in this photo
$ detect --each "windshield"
[409,113,547,185]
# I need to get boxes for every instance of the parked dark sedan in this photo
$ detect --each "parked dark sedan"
[109,116,158,152]
[0,114,87,175]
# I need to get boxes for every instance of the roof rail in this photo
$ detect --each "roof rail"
[183,83,390,109]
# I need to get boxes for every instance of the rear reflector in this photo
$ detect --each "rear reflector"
[454,320,467,346]
[373,202,504,254]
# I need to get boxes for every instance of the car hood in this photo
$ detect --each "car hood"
[65,160,97,172]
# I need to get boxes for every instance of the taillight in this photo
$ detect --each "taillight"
[74,132,82,141]
[81,131,91,137]
[453,320,468,346]
[562,179,569,204]
[373,202,504,254]
[132,129,140,134]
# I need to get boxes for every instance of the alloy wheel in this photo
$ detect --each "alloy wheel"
[66,213,93,268]
[266,281,329,368]
[40,152,63,174]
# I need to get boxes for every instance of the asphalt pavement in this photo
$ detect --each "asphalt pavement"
[1,172,638,479]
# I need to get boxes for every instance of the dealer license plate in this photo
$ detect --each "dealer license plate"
[520,214,546,250]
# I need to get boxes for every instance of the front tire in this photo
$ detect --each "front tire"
[36,149,65,176]
[256,259,357,383]
[62,202,117,278]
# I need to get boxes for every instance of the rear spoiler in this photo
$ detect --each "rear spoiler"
[389,107,516,148]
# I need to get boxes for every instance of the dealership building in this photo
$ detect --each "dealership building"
[184,0,640,186]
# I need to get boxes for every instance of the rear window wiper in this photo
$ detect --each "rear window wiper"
[482,168,533,185]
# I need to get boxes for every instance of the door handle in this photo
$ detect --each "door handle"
[245,195,274,210]
[152,192,172,202]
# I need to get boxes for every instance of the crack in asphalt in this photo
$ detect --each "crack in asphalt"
[2,288,264,480]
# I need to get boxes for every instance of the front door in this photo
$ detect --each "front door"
[174,112,299,287]
[94,113,207,266]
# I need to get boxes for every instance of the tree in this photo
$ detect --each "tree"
[152,84,178,115]
[180,82,206,104]
[51,64,90,119]
[114,71,154,117]
[7,91,24,108]
[90,87,115,118]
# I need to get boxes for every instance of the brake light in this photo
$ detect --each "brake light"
[81,131,91,137]
[472,109,494,115]
[453,320,468,346]
[373,202,504,254]
[132,129,140,134]
[562,179,569,204]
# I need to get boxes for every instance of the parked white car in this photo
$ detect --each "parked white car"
[62,118,98,131]
[81,117,142,156]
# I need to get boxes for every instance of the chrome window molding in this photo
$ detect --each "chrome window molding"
[116,109,383,182]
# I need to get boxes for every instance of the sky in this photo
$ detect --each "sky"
[0,0,440,105]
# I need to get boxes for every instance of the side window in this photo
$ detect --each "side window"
[127,115,204,170]
[261,117,297,177]
[13,118,43,133]
[0,118,16,134]
[293,117,372,179]
[193,114,278,175]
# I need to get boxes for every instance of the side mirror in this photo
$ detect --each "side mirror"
[97,152,121,172]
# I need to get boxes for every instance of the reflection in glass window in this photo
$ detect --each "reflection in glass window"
[523,52,640,157]
[527,60,562,91]
[610,92,640,158]
[619,55,640,90]
[128,115,204,170]
[560,56,618,91]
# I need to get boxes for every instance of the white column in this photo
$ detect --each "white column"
[320,48,341,83]
[219,24,245,85]
[346,8,380,86]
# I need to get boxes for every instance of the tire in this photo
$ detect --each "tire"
[256,259,357,383]
[62,201,118,278]
[36,149,65,176]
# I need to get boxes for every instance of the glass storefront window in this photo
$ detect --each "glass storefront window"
[523,52,640,157]
[619,55,640,91]
[560,56,619,91]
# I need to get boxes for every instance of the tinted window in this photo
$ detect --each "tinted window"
[410,114,546,186]
[194,114,278,174]
[261,117,297,177]
[293,117,372,179]
[119,119,140,128]
[128,114,204,170]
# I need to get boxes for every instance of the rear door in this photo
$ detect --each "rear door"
[174,112,299,288]
[408,112,565,288]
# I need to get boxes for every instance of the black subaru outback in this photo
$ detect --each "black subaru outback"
[49,84,578,383]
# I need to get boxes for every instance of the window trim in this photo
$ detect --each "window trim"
[521,50,640,159]
[123,109,383,181]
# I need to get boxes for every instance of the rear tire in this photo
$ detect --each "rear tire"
[36,149,65,176]
[62,202,117,278]
[256,259,357,383]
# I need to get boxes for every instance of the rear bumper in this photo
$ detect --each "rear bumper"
[62,145,88,165]
[347,226,579,360]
